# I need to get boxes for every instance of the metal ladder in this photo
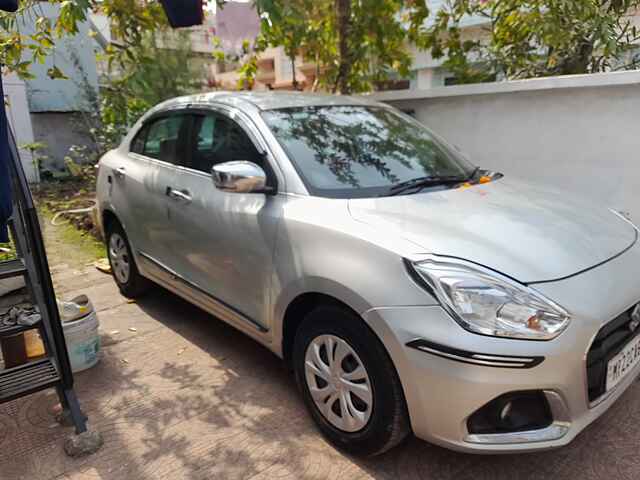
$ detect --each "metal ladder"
[0,128,87,434]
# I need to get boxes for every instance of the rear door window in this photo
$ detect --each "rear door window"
[142,115,188,165]
[130,125,148,154]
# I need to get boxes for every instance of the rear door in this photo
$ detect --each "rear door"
[114,112,191,274]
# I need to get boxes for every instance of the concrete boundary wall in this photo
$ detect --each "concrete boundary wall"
[367,71,640,222]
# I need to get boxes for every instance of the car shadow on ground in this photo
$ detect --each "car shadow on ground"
[122,285,640,480]
[2,279,635,480]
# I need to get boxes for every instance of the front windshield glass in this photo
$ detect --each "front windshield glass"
[262,105,475,198]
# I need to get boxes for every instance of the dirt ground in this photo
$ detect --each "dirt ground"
[1,215,640,479]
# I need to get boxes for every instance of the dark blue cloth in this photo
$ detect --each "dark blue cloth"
[0,76,12,243]
[160,0,203,28]
[0,1,18,13]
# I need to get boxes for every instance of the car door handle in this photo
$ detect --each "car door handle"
[166,187,192,203]
[113,167,126,179]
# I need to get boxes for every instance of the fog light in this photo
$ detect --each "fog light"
[467,391,552,435]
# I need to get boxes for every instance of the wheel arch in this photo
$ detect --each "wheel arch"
[281,292,352,367]
[102,208,120,236]
[277,276,391,371]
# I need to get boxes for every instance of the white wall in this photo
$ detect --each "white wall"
[2,74,38,183]
[368,71,640,223]
[18,3,99,113]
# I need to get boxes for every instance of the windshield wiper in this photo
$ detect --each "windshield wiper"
[387,175,468,196]
[467,166,480,181]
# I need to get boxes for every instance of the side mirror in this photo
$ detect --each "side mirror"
[212,161,269,194]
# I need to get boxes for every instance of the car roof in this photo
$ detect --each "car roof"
[151,91,386,114]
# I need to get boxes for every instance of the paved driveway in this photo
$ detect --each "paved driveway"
[1,262,640,479]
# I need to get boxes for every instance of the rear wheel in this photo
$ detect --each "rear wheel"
[106,221,150,298]
[293,305,410,456]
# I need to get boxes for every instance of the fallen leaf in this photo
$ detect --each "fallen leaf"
[128,327,137,332]
[126,299,136,304]
[121,358,129,364]
[177,347,187,355]
[109,330,120,335]
[94,258,111,274]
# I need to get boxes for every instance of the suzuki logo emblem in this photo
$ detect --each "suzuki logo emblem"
[630,304,640,332]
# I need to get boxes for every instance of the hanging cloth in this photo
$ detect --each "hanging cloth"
[1,0,22,242]
[0,75,12,243]
[159,0,203,28]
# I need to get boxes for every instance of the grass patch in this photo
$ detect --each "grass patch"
[54,218,106,259]
[34,179,100,239]
[38,205,106,264]
[0,242,17,262]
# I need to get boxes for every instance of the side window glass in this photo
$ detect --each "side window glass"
[197,115,215,152]
[189,113,262,174]
[143,116,185,164]
[130,125,147,154]
[226,122,262,164]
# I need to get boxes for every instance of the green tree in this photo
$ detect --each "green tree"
[256,0,308,90]
[1,1,210,160]
[253,0,430,93]
[98,30,205,155]
[0,1,225,81]
[0,0,171,79]
[423,0,640,83]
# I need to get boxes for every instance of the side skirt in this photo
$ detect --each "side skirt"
[136,251,271,338]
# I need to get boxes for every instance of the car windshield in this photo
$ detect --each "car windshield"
[261,105,475,198]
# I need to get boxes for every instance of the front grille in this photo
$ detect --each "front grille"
[586,307,639,402]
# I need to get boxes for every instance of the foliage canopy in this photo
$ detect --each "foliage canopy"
[253,0,430,93]
[2,0,640,94]
[423,0,640,84]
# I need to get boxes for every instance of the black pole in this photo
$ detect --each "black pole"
[6,125,76,390]
[1,0,75,389]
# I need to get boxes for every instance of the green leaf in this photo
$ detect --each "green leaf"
[47,66,68,80]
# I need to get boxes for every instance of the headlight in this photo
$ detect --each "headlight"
[410,256,570,340]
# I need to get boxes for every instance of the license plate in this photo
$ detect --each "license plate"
[606,335,640,392]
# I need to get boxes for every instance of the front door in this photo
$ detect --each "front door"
[165,108,283,331]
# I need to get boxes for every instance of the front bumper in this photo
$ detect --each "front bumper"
[363,240,640,453]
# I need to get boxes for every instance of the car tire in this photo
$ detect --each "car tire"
[106,221,150,298]
[293,305,410,456]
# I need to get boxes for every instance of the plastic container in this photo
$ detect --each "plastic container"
[24,329,45,358]
[0,333,27,368]
[63,310,100,372]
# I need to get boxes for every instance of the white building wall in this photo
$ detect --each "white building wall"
[2,74,37,183]
[18,3,99,113]
[369,71,640,223]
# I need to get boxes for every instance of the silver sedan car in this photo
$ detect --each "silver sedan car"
[97,92,640,456]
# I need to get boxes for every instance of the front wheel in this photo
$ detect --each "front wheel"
[293,305,410,456]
